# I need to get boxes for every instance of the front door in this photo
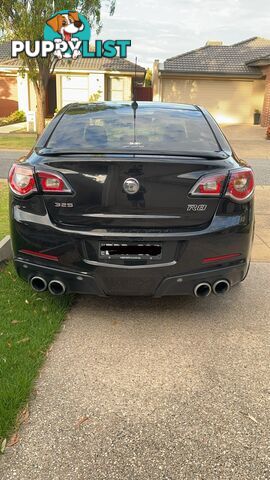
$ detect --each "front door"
[107,76,132,101]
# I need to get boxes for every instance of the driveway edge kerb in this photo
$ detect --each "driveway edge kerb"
[0,149,29,152]
[0,235,12,262]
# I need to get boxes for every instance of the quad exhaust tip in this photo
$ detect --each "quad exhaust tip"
[30,276,47,292]
[194,282,211,298]
[48,280,66,296]
[213,279,230,295]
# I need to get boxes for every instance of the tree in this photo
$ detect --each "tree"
[144,68,152,87]
[0,1,116,134]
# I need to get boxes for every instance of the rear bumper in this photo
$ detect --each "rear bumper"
[11,203,254,297]
[14,257,249,297]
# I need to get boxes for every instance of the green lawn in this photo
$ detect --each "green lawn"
[0,181,9,240]
[0,180,72,448]
[0,134,36,150]
[0,262,73,448]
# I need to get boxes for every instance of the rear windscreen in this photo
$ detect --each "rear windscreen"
[47,103,220,153]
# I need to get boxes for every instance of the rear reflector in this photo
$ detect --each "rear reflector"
[202,253,241,263]
[9,164,37,196]
[19,249,59,262]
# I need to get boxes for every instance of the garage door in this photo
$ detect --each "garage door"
[61,75,89,106]
[161,78,257,124]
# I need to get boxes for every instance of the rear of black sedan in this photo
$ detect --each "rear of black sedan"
[8,102,255,297]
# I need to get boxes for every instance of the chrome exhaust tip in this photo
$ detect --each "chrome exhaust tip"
[194,282,211,298]
[30,276,47,292]
[48,280,66,296]
[213,279,230,295]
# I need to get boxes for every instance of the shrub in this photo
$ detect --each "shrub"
[89,89,102,102]
[0,110,26,127]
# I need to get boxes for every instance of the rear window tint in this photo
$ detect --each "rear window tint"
[47,103,220,153]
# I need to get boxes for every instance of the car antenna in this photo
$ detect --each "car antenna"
[132,57,138,143]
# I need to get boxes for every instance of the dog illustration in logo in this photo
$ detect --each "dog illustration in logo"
[47,11,84,59]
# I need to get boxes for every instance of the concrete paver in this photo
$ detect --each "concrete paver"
[0,263,270,480]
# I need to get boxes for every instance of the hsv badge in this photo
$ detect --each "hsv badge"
[123,178,140,195]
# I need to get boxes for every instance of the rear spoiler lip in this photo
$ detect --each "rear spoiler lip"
[36,148,229,160]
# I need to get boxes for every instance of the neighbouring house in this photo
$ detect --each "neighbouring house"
[0,42,145,118]
[0,42,19,117]
[152,37,270,126]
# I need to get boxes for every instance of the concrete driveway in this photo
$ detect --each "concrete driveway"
[222,125,270,185]
[0,263,269,480]
[222,124,270,160]
[253,186,270,262]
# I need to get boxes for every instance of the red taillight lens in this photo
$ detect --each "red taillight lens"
[9,165,72,196]
[9,164,37,196]
[190,172,227,196]
[37,171,71,193]
[190,167,254,202]
[225,168,254,202]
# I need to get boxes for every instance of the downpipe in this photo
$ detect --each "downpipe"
[48,280,66,296]
[30,276,47,292]
[212,279,230,295]
[194,282,211,298]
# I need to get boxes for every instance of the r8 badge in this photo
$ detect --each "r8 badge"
[187,204,207,212]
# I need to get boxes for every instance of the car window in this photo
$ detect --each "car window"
[47,104,220,153]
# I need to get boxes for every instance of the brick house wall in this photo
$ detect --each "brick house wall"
[0,75,18,117]
[261,66,270,127]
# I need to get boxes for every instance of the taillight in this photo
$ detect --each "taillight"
[190,167,254,202]
[8,164,72,196]
[190,172,227,196]
[225,168,254,202]
[9,164,37,196]
[36,171,72,193]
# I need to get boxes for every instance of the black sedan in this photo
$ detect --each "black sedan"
[8,102,254,297]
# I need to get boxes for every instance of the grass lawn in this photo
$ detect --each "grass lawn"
[0,181,9,240]
[0,179,73,448]
[0,262,73,448]
[0,134,36,150]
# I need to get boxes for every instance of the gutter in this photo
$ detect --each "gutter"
[158,70,264,79]
[54,68,145,75]
[0,65,145,76]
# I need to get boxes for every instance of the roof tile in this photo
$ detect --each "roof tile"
[163,37,270,76]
